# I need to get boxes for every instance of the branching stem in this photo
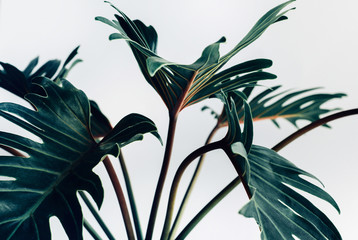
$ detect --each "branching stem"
[175,176,241,240]
[168,124,220,239]
[160,141,223,240]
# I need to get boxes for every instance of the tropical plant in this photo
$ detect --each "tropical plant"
[0,0,357,239]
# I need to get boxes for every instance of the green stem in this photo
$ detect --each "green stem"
[168,124,220,239]
[103,157,135,240]
[145,114,178,240]
[175,176,241,240]
[79,191,115,240]
[160,141,223,240]
[272,108,358,152]
[118,151,143,240]
[84,218,103,240]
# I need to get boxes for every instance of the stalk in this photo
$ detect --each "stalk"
[160,141,223,240]
[145,114,178,240]
[145,71,198,240]
[223,147,252,199]
[272,108,358,152]
[168,124,220,239]
[103,157,135,240]
[175,177,241,240]
[78,191,115,240]
[118,152,143,240]
[84,218,103,240]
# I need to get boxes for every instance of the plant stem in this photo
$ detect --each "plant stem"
[272,108,358,152]
[160,141,223,240]
[168,124,220,239]
[83,218,103,240]
[145,115,178,240]
[103,156,135,240]
[78,191,115,240]
[118,151,143,240]
[175,176,241,240]
[223,147,252,199]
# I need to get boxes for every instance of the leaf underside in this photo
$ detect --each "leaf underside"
[240,145,341,240]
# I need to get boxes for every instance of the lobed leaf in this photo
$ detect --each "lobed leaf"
[96,1,293,113]
[205,86,346,128]
[0,77,160,239]
[240,145,341,240]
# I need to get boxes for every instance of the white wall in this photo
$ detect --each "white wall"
[0,0,357,239]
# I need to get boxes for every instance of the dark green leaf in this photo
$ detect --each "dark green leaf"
[89,100,113,138]
[96,1,292,113]
[240,145,341,240]
[0,50,113,140]
[0,47,81,99]
[0,78,100,239]
[99,113,162,155]
[209,86,345,128]
[0,77,159,239]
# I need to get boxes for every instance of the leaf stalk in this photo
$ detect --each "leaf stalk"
[272,108,358,152]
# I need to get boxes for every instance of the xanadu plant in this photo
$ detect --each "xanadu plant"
[0,1,357,239]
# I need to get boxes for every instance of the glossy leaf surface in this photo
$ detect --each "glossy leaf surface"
[0,78,160,239]
[96,1,295,113]
[0,49,112,138]
[240,145,341,240]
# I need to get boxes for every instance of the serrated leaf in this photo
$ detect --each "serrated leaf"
[96,1,292,113]
[239,145,341,240]
[0,77,160,239]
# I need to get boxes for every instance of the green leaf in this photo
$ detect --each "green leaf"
[0,51,113,139]
[248,86,346,127]
[239,145,341,240]
[208,86,346,128]
[96,1,291,113]
[89,100,113,138]
[0,47,81,99]
[99,113,163,155]
[0,77,160,239]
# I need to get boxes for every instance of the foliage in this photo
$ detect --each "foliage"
[0,1,356,239]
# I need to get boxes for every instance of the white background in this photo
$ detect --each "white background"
[0,0,357,239]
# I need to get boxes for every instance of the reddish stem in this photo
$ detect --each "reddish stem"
[103,157,135,240]
[272,108,358,152]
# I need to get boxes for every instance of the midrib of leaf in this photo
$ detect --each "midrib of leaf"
[6,143,96,239]
[4,89,97,238]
